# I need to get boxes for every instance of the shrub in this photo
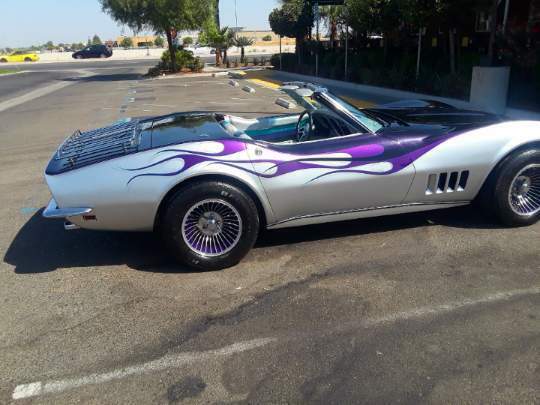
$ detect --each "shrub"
[253,57,260,66]
[262,35,272,42]
[155,49,204,73]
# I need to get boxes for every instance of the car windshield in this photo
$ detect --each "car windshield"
[280,85,384,133]
[316,92,385,133]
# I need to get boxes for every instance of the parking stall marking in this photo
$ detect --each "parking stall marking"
[11,286,539,400]
[12,338,276,400]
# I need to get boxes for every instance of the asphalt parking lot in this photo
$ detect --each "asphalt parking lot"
[0,62,539,404]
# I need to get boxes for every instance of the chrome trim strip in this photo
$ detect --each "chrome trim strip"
[267,201,471,228]
[42,198,93,219]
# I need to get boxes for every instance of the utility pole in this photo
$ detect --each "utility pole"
[502,0,511,34]
[344,24,349,80]
[416,28,424,79]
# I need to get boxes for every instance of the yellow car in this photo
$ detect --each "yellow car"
[0,51,39,63]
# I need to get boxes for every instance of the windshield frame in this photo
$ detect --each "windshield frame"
[314,92,386,134]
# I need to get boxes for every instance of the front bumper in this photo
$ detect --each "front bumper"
[42,198,93,219]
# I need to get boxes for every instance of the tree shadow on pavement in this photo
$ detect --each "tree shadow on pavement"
[62,73,144,82]
[4,205,504,275]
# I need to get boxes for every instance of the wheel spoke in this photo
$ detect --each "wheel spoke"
[508,165,540,216]
[181,199,243,257]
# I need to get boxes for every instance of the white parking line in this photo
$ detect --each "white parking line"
[361,286,540,328]
[12,338,275,400]
[12,286,539,400]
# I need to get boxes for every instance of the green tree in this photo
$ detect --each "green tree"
[120,37,134,49]
[87,38,92,46]
[269,0,313,63]
[347,0,404,62]
[154,36,165,47]
[92,34,103,45]
[234,36,254,63]
[100,0,213,72]
[199,24,234,65]
[182,36,194,46]
[320,5,345,49]
[262,34,272,41]
[45,41,55,51]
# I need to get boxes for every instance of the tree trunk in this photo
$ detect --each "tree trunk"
[488,0,499,66]
[330,21,337,49]
[166,29,177,72]
[449,29,456,75]
[241,47,245,63]
[224,48,228,64]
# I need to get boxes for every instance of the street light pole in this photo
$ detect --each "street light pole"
[235,0,238,29]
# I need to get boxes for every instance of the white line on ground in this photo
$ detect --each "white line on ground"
[11,287,539,400]
[12,338,275,400]
[0,71,93,114]
[361,286,540,328]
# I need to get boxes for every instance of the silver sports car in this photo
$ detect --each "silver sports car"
[43,82,540,270]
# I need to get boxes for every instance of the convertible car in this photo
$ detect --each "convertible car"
[43,82,540,270]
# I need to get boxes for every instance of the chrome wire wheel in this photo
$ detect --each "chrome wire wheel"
[181,199,242,257]
[508,164,540,217]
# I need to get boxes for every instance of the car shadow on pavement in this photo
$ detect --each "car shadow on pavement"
[4,206,504,275]
[3,210,186,275]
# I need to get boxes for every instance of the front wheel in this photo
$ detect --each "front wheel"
[24,57,32,62]
[160,181,260,271]
[0,59,7,63]
[490,149,540,226]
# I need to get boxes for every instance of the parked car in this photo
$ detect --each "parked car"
[0,51,39,63]
[42,82,540,271]
[72,45,112,59]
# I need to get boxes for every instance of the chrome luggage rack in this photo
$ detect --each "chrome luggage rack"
[55,120,140,170]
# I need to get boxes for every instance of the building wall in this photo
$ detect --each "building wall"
[237,31,296,46]
[116,35,159,47]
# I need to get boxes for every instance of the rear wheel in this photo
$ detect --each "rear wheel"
[0,58,7,63]
[76,55,83,60]
[100,54,107,59]
[160,181,260,271]
[490,149,540,226]
[24,57,32,62]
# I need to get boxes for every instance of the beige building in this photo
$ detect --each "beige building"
[115,35,159,47]
[236,30,296,46]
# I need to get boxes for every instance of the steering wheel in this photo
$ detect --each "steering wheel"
[296,111,314,143]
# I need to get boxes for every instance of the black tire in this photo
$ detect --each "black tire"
[0,59,7,63]
[487,148,540,226]
[160,181,260,271]
[24,57,32,62]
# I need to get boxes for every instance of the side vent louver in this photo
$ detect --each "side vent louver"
[426,170,470,195]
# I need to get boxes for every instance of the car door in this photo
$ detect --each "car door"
[246,131,416,224]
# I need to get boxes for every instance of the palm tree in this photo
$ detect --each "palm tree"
[200,26,233,65]
[234,36,255,63]
[320,5,345,49]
